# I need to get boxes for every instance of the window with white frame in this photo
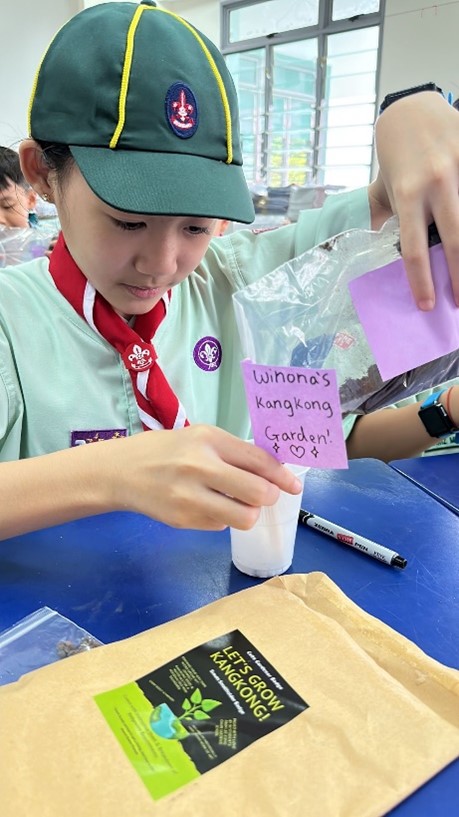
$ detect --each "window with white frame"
[221,0,384,192]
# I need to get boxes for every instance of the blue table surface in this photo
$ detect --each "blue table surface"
[1,458,458,817]
[391,452,459,515]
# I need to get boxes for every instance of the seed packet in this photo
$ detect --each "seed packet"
[0,606,102,685]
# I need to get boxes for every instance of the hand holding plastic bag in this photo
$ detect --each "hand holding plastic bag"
[233,218,459,415]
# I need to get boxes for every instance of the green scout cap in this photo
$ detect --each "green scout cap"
[28,1,254,223]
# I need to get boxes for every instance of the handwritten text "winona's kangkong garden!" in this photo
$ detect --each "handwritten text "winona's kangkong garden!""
[241,361,348,469]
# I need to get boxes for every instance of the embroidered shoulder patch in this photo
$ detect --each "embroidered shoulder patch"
[193,336,222,371]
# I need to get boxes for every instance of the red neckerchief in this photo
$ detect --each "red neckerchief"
[49,233,188,431]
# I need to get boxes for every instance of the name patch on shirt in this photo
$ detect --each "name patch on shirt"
[70,429,127,447]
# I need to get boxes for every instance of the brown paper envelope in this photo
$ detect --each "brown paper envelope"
[1,572,458,817]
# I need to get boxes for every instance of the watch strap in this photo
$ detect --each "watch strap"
[379,83,443,114]
[420,389,448,409]
[418,389,457,439]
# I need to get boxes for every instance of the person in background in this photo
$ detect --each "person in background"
[0,146,59,263]
[1,2,459,541]
[0,146,38,228]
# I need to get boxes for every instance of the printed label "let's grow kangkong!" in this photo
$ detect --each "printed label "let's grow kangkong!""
[95,630,308,800]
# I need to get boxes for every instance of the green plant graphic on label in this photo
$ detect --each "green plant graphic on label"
[95,631,308,801]
[150,688,222,740]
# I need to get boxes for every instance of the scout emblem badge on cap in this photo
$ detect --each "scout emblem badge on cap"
[166,82,199,138]
[28,1,254,222]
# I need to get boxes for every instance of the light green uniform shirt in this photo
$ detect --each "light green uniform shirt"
[0,186,454,460]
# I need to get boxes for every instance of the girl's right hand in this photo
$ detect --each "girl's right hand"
[94,425,303,531]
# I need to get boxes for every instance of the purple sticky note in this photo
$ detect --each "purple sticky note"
[241,360,348,469]
[349,243,459,382]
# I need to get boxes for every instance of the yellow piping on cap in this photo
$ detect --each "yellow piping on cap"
[109,3,144,149]
[27,26,63,135]
[109,5,233,164]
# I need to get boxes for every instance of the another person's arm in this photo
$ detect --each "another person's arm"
[225,89,459,307]
[372,90,459,309]
[346,386,459,462]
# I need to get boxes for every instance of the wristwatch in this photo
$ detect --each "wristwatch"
[418,390,457,439]
[379,83,443,114]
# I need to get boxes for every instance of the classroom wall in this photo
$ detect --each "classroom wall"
[158,0,220,42]
[1,1,459,150]
[380,0,459,101]
[0,0,81,148]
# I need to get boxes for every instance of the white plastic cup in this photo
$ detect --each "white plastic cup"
[230,465,308,578]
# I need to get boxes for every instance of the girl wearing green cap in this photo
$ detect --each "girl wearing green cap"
[1,1,459,540]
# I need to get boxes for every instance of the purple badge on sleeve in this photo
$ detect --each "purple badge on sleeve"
[193,336,222,371]
[70,429,127,447]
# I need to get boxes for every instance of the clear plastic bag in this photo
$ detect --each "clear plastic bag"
[0,607,103,686]
[233,218,459,415]
[0,223,58,267]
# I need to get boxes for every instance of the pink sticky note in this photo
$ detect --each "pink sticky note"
[241,360,348,469]
[349,243,459,382]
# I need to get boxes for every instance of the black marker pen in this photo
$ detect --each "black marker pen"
[298,509,407,568]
